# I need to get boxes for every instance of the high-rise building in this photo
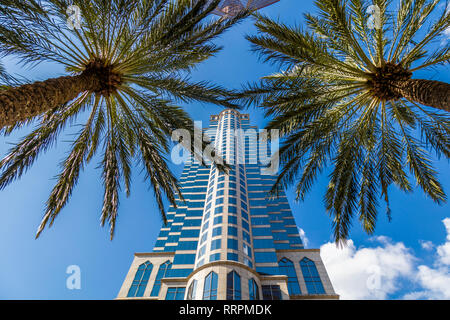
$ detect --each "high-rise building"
[117,109,338,300]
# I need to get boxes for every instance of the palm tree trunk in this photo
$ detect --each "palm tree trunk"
[0,72,101,128]
[390,79,450,112]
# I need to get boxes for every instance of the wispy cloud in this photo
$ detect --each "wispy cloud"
[298,227,309,248]
[419,240,434,251]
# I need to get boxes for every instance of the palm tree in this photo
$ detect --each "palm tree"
[239,0,449,244]
[0,0,246,239]
[1,0,42,86]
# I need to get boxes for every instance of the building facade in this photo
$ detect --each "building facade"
[117,109,338,300]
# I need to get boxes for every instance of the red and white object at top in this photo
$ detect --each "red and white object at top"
[209,0,280,16]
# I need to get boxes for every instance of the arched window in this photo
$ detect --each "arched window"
[203,271,218,300]
[248,278,260,300]
[226,270,241,300]
[300,258,325,294]
[278,258,301,295]
[150,260,172,297]
[127,261,152,297]
[186,280,197,300]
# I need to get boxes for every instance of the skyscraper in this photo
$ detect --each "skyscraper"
[117,109,338,300]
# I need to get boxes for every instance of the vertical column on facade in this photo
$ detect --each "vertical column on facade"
[193,110,254,269]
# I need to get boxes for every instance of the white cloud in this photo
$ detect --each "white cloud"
[419,240,434,251]
[298,227,309,248]
[439,3,450,44]
[444,27,450,43]
[403,218,450,300]
[320,237,416,299]
[318,218,450,300]
[436,218,450,266]
[403,265,450,299]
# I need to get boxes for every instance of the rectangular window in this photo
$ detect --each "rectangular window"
[177,241,198,250]
[200,233,208,244]
[228,206,237,214]
[210,253,221,262]
[198,245,206,258]
[243,231,251,243]
[173,254,196,265]
[254,251,278,263]
[262,285,282,300]
[184,219,201,227]
[180,229,200,237]
[196,258,205,268]
[256,267,280,276]
[213,216,223,225]
[228,238,238,250]
[228,226,238,237]
[212,226,222,237]
[252,227,271,236]
[253,238,274,249]
[165,287,186,300]
[210,239,221,251]
[251,217,269,225]
[243,243,252,257]
[227,253,239,262]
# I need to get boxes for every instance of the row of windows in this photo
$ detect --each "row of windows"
[168,272,261,300]
[200,211,249,238]
[206,181,247,199]
[186,271,258,300]
[198,237,252,257]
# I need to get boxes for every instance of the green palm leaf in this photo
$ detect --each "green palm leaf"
[0,0,248,238]
[238,0,449,244]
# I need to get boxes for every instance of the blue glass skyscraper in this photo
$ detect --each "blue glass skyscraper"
[117,109,338,300]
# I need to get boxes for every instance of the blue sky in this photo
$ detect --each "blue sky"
[0,0,449,300]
